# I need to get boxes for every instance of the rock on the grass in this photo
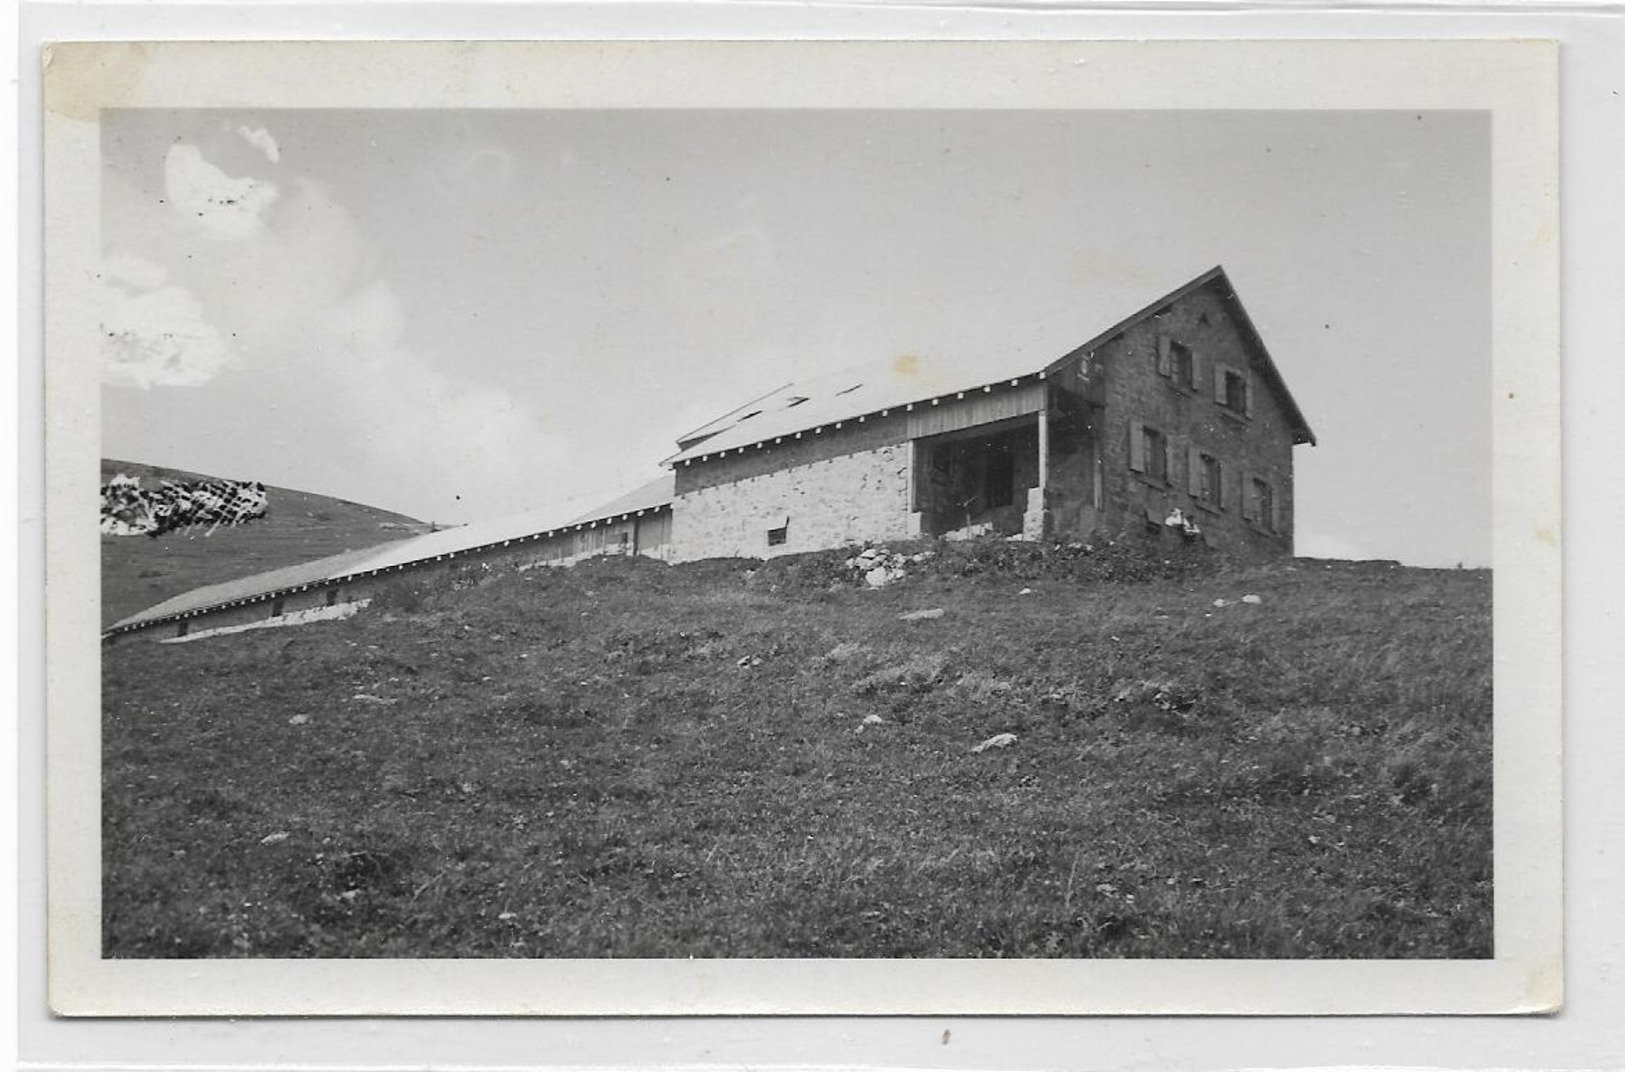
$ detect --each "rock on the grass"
[288,714,310,725]
[1241,593,1263,604]
[865,565,906,588]
[898,607,945,622]
[971,732,1018,754]
[861,714,885,726]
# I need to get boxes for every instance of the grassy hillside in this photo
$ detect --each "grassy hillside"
[103,540,1492,959]
[101,459,428,627]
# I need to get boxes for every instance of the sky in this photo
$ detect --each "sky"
[99,109,1490,567]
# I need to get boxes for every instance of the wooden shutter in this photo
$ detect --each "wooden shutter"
[1162,436,1174,487]
[1240,470,1255,521]
[1214,364,1228,404]
[1187,444,1203,496]
[1243,374,1255,418]
[1129,422,1145,472]
[1215,459,1226,509]
[1156,335,1172,377]
[1189,349,1202,392]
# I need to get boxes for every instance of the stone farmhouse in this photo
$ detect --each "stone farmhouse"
[105,265,1313,643]
[665,265,1314,560]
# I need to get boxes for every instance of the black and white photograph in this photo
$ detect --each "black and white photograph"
[41,39,1560,1016]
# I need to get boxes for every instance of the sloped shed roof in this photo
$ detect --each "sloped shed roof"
[105,473,676,635]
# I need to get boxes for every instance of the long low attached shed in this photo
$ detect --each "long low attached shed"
[104,474,675,642]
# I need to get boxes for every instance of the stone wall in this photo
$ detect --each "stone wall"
[671,441,914,560]
[674,412,911,493]
[1081,280,1299,557]
[1041,391,1106,540]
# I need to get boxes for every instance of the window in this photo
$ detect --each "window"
[1252,478,1276,531]
[767,523,788,546]
[1130,421,1169,484]
[1170,341,1195,390]
[1217,365,1253,416]
[176,620,189,638]
[325,588,339,607]
[1144,428,1167,482]
[272,598,286,617]
[1158,335,1198,391]
[1189,450,1222,506]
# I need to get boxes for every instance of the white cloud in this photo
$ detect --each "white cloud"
[165,144,279,240]
[235,124,281,163]
[105,145,574,521]
[98,255,238,389]
[296,279,575,521]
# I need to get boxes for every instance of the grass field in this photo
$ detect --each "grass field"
[103,540,1492,959]
[101,459,427,627]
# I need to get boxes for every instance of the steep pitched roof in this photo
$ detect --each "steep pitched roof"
[665,266,1315,463]
[105,473,676,636]
[1066,265,1317,446]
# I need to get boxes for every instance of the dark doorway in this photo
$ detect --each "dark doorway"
[916,421,1038,537]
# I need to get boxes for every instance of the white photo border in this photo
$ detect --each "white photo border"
[40,37,1559,1018]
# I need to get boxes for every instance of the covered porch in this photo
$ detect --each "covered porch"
[908,378,1101,542]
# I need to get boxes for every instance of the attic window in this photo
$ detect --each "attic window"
[1170,341,1195,389]
[785,396,809,408]
[739,410,763,422]
[1216,364,1253,417]
[835,383,863,396]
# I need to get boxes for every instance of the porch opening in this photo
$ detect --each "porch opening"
[914,419,1040,538]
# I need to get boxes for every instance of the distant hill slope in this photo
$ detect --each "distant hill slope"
[101,459,429,627]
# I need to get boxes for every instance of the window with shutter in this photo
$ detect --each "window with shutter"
[1222,368,1250,415]
[1156,335,1172,377]
[1143,426,1168,483]
[1129,422,1145,473]
[1170,341,1194,390]
[1191,450,1222,507]
[1253,478,1275,532]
